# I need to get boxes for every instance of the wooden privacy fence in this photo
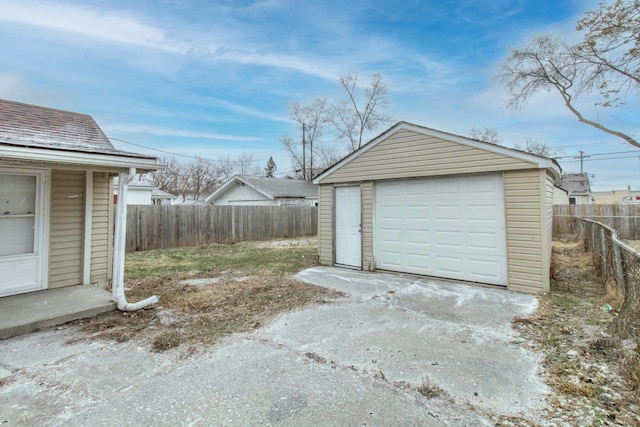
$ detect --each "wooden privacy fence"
[126,205,318,252]
[554,205,640,240]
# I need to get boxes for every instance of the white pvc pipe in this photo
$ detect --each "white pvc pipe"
[112,168,159,311]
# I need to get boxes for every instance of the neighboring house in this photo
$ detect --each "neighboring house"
[553,185,570,205]
[591,188,640,204]
[113,177,177,205]
[151,188,178,205]
[313,121,561,294]
[0,99,159,298]
[555,173,591,205]
[205,175,318,206]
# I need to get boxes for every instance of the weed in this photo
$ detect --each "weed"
[305,352,327,364]
[417,382,442,399]
[627,346,640,390]
[152,333,183,352]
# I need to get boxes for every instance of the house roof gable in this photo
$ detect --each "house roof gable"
[205,175,318,203]
[313,121,561,183]
[556,173,591,196]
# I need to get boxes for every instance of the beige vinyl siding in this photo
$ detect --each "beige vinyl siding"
[90,172,111,286]
[321,129,535,184]
[49,170,84,288]
[318,185,333,265]
[361,182,373,271]
[504,169,548,293]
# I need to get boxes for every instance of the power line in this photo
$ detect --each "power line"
[110,137,285,164]
[110,137,200,160]
[560,154,640,164]
[555,150,639,159]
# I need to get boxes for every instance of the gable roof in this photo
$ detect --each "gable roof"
[556,173,591,196]
[0,99,159,171]
[205,175,317,203]
[151,188,177,199]
[313,121,561,183]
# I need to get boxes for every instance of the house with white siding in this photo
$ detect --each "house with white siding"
[205,175,318,206]
[113,177,177,205]
[313,121,561,294]
[0,99,159,298]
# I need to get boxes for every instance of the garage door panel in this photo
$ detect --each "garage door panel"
[435,230,462,249]
[406,230,430,244]
[435,204,461,221]
[468,259,503,281]
[467,204,501,222]
[436,255,464,274]
[379,251,404,267]
[468,232,501,251]
[434,179,461,195]
[375,174,507,286]
[407,254,431,271]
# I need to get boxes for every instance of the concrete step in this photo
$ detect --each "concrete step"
[0,285,116,340]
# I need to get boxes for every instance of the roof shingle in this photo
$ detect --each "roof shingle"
[0,99,147,157]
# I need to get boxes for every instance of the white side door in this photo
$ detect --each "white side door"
[335,186,361,268]
[0,168,47,296]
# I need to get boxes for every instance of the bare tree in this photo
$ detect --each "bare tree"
[145,156,182,195]
[468,127,501,144]
[513,138,565,158]
[187,157,218,200]
[280,134,304,179]
[313,144,343,176]
[496,0,640,148]
[289,98,327,179]
[327,71,392,152]
[234,151,261,176]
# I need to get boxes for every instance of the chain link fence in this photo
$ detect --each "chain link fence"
[577,217,640,339]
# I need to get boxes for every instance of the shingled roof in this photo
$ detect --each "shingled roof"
[556,172,591,196]
[205,175,317,203]
[0,99,151,158]
[240,176,318,198]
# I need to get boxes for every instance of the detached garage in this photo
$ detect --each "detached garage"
[313,122,561,294]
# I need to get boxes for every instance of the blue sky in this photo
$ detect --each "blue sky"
[0,0,638,190]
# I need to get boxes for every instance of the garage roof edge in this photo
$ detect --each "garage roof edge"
[313,121,562,184]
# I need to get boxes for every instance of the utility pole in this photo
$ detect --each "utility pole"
[310,138,313,181]
[302,123,306,180]
[573,150,591,174]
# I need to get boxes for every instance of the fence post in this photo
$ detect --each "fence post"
[600,227,607,280]
[613,242,625,297]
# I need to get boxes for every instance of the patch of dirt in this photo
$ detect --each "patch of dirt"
[512,238,640,425]
[255,237,317,249]
[69,269,342,355]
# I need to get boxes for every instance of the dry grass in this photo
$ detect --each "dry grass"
[70,238,343,353]
[512,236,640,425]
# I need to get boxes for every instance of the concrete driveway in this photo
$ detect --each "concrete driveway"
[0,266,548,426]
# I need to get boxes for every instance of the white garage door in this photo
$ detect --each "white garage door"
[374,174,507,286]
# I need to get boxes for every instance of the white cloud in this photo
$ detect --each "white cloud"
[0,0,185,52]
[207,97,290,123]
[103,124,263,142]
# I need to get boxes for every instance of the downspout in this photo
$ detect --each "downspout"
[112,168,159,311]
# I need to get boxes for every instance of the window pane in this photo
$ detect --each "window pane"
[0,174,36,215]
[0,217,35,256]
[0,173,37,256]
